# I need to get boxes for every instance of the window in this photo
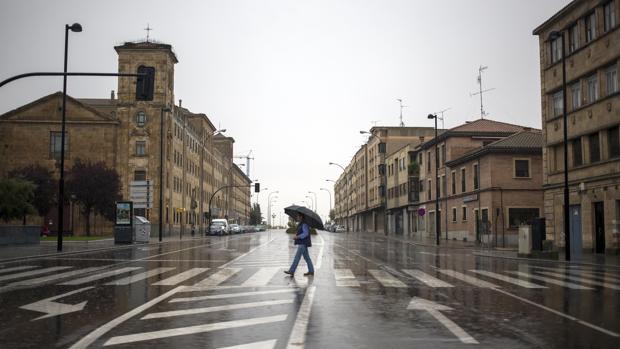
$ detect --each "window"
[136,141,146,156]
[585,12,596,43]
[441,175,446,198]
[569,23,579,53]
[419,180,424,196]
[572,138,583,167]
[550,36,562,63]
[586,74,599,103]
[136,112,146,127]
[609,126,620,158]
[462,206,467,221]
[50,131,68,161]
[461,168,466,192]
[378,142,386,153]
[427,151,431,173]
[552,91,563,117]
[571,83,581,110]
[604,1,616,32]
[134,170,146,181]
[441,144,446,165]
[136,66,155,101]
[514,159,530,178]
[473,164,479,190]
[427,179,432,200]
[589,133,600,163]
[606,65,618,95]
[451,171,456,195]
[452,207,457,222]
[508,208,539,228]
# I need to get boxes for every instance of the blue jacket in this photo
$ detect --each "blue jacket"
[294,222,312,247]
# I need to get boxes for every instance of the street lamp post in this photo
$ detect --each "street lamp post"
[308,191,318,211]
[305,195,314,211]
[267,190,279,227]
[320,188,332,220]
[428,114,440,246]
[57,23,82,252]
[269,197,278,227]
[159,107,171,242]
[549,30,570,261]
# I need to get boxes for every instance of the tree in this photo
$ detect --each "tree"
[9,165,57,223]
[66,160,121,235]
[0,178,36,224]
[249,203,262,225]
[329,209,335,222]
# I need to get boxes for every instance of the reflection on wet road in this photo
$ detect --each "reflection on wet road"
[0,230,619,348]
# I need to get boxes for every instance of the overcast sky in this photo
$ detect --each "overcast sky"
[0,0,569,223]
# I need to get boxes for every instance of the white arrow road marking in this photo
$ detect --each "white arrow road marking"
[407,297,478,344]
[0,265,38,274]
[469,270,547,289]
[142,299,294,319]
[103,314,288,346]
[0,266,72,282]
[217,339,277,349]
[20,286,94,321]
[171,288,297,302]
[402,269,454,288]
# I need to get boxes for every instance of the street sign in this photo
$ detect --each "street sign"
[130,180,153,208]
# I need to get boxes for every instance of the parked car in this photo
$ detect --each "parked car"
[335,225,346,233]
[229,224,241,234]
[256,225,267,232]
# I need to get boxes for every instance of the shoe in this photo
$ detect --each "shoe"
[284,270,294,276]
[304,272,314,276]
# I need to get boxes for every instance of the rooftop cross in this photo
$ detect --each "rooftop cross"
[144,24,153,42]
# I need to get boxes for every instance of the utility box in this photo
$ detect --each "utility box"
[133,216,151,243]
[518,225,532,255]
[531,218,546,251]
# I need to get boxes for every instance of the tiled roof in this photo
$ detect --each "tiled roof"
[449,118,526,133]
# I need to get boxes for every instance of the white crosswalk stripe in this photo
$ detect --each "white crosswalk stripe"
[142,299,293,319]
[103,315,288,346]
[402,269,454,288]
[0,266,72,282]
[105,268,175,286]
[533,266,620,284]
[437,269,500,288]
[152,268,209,286]
[194,268,241,287]
[508,271,594,290]
[0,266,37,274]
[334,269,360,287]
[470,270,547,289]
[241,267,281,287]
[368,269,407,288]
[171,289,297,303]
[60,267,143,285]
[217,339,277,349]
[9,267,108,286]
[534,271,620,290]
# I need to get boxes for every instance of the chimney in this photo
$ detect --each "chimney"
[110,90,115,100]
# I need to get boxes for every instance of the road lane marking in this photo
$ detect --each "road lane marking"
[437,269,499,289]
[286,286,316,349]
[69,286,186,349]
[103,315,288,346]
[171,288,297,302]
[534,271,620,290]
[193,268,241,287]
[408,297,478,344]
[142,299,293,319]
[316,233,325,270]
[241,267,281,287]
[10,267,108,286]
[152,268,209,286]
[334,269,360,287]
[60,267,143,285]
[20,286,94,320]
[368,269,407,288]
[533,266,620,283]
[402,269,454,288]
[469,270,547,289]
[0,265,37,274]
[218,339,277,349]
[0,266,72,282]
[508,271,593,290]
[219,237,276,269]
[105,268,175,286]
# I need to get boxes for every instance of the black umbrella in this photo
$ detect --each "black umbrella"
[284,205,324,230]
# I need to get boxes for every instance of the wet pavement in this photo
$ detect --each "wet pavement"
[0,230,619,348]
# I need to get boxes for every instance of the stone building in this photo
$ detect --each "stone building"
[0,40,250,236]
[230,164,252,225]
[534,0,620,254]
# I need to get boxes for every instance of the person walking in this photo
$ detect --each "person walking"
[284,212,314,276]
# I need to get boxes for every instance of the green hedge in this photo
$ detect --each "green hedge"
[285,227,317,235]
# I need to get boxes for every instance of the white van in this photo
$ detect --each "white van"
[211,219,229,235]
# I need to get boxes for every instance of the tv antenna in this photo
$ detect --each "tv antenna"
[233,150,254,177]
[433,107,451,129]
[469,66,495,119]
[370,120,380,127]
[396,98,408,127]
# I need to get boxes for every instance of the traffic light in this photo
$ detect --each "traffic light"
[254,183,260,193]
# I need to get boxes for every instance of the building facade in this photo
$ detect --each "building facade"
[0,41,251,236]
[534,0,620,254]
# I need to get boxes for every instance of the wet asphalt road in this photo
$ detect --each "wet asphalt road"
[0,230,619,349]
